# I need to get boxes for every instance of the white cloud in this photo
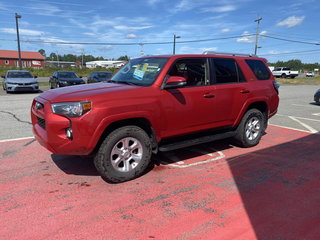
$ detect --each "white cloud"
[237,31,267,43]
[203,5,237,13]
[202,47,218,53]
[277,16,305,28]
[221,28,230,33]
[0,28,44,36]
[114,25,153,31]
[147,0,161,5]
[126,33,137,39]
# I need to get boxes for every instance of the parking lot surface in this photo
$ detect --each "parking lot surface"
[0,84,320,239]
[1,125,320,239]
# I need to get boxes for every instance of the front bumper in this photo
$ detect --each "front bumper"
[6,83,39,92]
[31,97,97,155]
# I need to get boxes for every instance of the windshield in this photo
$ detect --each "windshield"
[7,72,33,78]
[58,72,79,78]
[111,57,168,86]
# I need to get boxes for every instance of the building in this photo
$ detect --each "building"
[85,60,126,69]
[0,50,45,68]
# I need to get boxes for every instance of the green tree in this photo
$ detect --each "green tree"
[38,49,46,57]
[118,55,130,61]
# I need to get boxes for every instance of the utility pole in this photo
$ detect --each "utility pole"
[15,13,22,70]
[81,49,84,68]
[173,34,181,55]
[254,16,262,55]
[139,43,145,56]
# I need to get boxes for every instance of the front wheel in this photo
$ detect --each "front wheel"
[233,109,264,148]
[94,126,152,183]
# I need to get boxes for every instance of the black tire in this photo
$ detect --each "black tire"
[281,73,286,78]
[50,81,54,89]
[94,126,152,183]
[233,109,264,148]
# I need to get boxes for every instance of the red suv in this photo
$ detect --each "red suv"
[31,52,279,183]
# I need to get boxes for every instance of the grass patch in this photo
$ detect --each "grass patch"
[275,76,320,85]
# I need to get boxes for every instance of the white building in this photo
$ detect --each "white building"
[86,60,126,69]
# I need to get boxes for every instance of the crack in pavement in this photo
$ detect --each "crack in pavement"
[0,110,32,125]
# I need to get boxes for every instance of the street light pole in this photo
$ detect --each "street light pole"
[15,13,22,70]
[173,34,181,55]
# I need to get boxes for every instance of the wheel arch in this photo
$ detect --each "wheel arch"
[244,101,268,129]
[92,117,158,155]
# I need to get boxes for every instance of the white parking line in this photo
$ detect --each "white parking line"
[0,136,34,143]
[269,124,313,133]
[162,147,225,168]
[292,104,319,108]
[288,116,318,133]
[276,114,320,122]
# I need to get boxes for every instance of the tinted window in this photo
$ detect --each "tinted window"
[245,60,271,80]
[58,72,78,78]
[213,58,243,84]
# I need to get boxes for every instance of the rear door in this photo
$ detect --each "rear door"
[209,57,250,126]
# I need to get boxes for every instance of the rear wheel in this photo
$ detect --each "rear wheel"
[233,109,264,148]
[94,126,152,183]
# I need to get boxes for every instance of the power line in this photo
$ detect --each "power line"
[260,49,320,56]
[0,34,256,46]
[261,34,320,46]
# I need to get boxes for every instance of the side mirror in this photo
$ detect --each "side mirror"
[164,76,187,89]
[34,76,38,78]
[1,76,5,78]
[79,76,83,78]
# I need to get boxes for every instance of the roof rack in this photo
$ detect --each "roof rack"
[203,51,257,57]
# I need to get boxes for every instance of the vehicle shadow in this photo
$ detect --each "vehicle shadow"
[155,140,234,166]
[51,154,99,176]
[226,132,320,239]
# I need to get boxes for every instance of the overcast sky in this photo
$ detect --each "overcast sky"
[0,0,319,62]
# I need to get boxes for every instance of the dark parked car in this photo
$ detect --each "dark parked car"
[314,89,320,104]
[49,71,85,89]
[87,71,113,83]
[2,70,38,93]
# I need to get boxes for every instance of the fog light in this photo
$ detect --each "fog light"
[66,128,73,140]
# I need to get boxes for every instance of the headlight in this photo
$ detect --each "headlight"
[59,81,68,84]
[51,101,92,117]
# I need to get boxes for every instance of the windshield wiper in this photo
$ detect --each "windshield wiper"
[107,80,137,86]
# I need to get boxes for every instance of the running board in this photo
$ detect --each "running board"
[159,131,236,152]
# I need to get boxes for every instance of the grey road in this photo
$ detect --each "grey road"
[0,84,319,141]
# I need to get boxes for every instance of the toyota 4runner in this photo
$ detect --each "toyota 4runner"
[31,52,279,183]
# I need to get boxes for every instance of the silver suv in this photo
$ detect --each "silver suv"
[2,70,39,93]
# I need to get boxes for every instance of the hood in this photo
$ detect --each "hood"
[39,82,141,102]
[6,77,37,83]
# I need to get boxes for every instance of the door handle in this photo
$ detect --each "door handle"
[204,93,215,98]
[240,89,250,94]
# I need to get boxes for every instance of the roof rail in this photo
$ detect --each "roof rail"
[203,51,257,57]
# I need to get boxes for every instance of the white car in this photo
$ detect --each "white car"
[2,70,39,93]
[306,72,315,77]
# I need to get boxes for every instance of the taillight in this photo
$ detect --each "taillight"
[273,81,280,94]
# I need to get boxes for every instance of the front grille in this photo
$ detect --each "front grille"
[15,87,34,91]
[37,117,46,130]
[17,82,33,85]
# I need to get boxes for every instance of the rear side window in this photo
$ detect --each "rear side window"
[245,59,271,80]
[212,58,245,84]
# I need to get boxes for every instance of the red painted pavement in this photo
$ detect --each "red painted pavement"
[0,125,319,240]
